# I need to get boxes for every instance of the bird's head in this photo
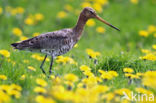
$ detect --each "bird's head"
[82,7,120,31]
[82,7,97,18]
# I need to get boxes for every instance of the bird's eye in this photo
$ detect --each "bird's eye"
[90,11,94,14]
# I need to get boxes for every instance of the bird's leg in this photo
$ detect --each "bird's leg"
[40,55,47,75]
[49,56,54,76]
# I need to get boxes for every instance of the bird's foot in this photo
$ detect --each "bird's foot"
[47,71,56,78]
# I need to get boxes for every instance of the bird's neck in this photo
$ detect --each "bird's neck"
[73,13,88,40]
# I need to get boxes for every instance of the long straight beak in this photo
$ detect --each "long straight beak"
[95,15,120,31]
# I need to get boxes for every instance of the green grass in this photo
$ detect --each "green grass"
[0,0,156,103]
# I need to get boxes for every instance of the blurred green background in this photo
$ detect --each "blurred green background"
[0,0,156,103]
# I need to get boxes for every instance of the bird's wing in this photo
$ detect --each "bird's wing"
[14,29,73,50]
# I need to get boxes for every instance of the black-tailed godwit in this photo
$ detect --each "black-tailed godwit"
[11,7,120,76]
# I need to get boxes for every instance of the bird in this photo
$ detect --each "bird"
[11,7,120,77]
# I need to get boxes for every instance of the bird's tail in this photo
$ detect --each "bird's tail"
[11,43,18,48]
[11,37,39,50]
[11,40,31,50]
[11,42,24,50]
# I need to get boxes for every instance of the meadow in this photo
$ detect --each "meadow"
[0,0,156,103]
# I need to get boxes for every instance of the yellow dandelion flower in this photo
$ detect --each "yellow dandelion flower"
[51,85,75,101]
[80,65,91,71]
[101,73,113,80]
[81,2,92,8]
[34,87,47,94]
[24,17,34,25]
[141,49,151,54]
[35,13,44,21]
[139,30,149,37]
[0,7,3,15]
[86,49,94,54]
[5,84,22,99]
[96,26,105,33]
[64,4,73,11]
[23,60,29,63]
[36,95,56,103]
[39,74,46,78]
[125,73,139,79]
[0,50,10,58]
[92,85,109,93]
[57,11,67,19]
[56,56,77,65]
[10,8,17,15]
[75,88,89,100]
[152,44,156,50]
[140,53,156,61]
[7,58,11,62]
[123,68,134,73]
[93,3,102,13]
[98,69,105,74]
[7,59,16,66]
[64,73,78,82]
[148,25,156,33]
[33,32,40,37]
[16,7,24,14]
[114,88,131,96]
[95,51,101,56]
[154,33,156,38]
[0,75,7,80]
[11,61,16,66]
[135,88,153,95]
[36,95,44,103]
[74,43,78,48]
[121,99,130,103]
[10,84,22,91]
[83,70,94,77]
[136,72,144,77]
[0,85,10,92]
[0,90,10,102]
[86,49,101,59]
[77,82,85,88]
[95,76,102,82]
[142,71,156,89]
[124,73,133,78]
[86,19,95,27]
[8,90,21,98]
[108,71,119,77]
[36,78,47,87]
[50,75,55,79]
[12,28,23,36]
[31,54,49,61]
[114,96,120,102]
[130,0,139,4]
[102,92,115,101]
[99,70,118,80]
[129,74,139,79]
[28,66,36,71]
[96,0,108,5]
[90,52,97,59]
[20,36,28,41]
[20,74,26,80]
[52,76,62,85]
[64,81,74,87]
[82,76,97,87]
